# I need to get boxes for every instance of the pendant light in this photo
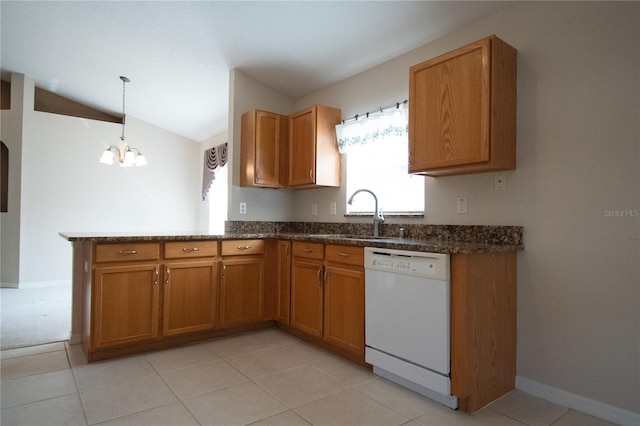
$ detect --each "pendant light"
[99,76,148,167]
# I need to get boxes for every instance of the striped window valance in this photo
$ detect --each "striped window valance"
[202,142,228,201]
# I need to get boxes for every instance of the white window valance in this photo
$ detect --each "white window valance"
[335,103,408,154]
[202,142,228,201]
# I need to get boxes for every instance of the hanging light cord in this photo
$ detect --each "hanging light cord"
[120,76,130,141]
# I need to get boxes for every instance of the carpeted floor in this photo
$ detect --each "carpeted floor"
[0,280,71,350]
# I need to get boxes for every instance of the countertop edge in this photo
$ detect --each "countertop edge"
[59,232,524,254]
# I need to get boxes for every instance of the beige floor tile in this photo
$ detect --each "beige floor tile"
[145,343,220,373]
[249,409,312,425]
[415,406,526,425]
[488,390,569,426]
[98,402,199,425]
[355,377,442,419]
[1,369,77,408]
[0,349,69,380]
[313,356,376,387]
[552,409,617,426]
[226,347,307,379]
[72,354,156,391]
[253,328,304,347]
[0,341,66,360]
[257,365,348,408]
[183,381,288,426]
[205,332,275,358]
[80,374,177,424]
[161,359,249,399]
[0,393,87,426]
[295,388,409,426]
[278,341,337,364]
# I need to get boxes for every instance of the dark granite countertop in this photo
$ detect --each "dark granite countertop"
[60,227,523,255]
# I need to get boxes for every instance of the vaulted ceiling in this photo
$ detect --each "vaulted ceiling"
[1,1,513,141]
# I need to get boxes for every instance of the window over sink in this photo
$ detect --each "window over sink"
[337,103,425,215]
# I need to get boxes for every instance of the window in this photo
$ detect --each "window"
[337,105,424,215]
[208,163,228,235]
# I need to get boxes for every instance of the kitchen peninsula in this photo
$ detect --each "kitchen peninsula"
[61,222,522,413]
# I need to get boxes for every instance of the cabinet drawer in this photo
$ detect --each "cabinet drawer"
[95,243,160,263]
[325,244,364,266]
[292,242,324,260]
[165,241,218,259]
[221,240,264,256]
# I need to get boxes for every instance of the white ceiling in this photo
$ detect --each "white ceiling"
[1,1,513,142]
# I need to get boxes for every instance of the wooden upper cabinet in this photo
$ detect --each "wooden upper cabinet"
[241,110,288,188]
[408,35,517,176]
[289,105,341,188]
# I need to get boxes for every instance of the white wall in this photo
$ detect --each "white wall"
[5,75,203,283]
[287,1,639,418]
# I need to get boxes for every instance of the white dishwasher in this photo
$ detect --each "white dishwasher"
[364,247,457,409]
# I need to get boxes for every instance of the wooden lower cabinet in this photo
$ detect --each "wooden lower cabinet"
[275,240,291,324]
[163,260,217,336]
[220,240,265,328]
[219,257,264,327]
[93,263,160,348]
[289,243,365,359]
[323,264,365,356]
[290,258,324,337]
[450,251,517,413]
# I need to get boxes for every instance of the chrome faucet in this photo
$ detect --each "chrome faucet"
[347,189,385,237]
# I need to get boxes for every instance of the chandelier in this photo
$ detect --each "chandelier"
[99,76,148,167]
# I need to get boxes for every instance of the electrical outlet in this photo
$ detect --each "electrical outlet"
[457,198,468,214]
[311,204,318,216]
[239,202,247,215]
[495,172,506,191]
[329,202,337,215]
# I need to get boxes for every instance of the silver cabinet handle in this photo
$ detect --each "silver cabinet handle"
[338,252,351,257]
[182,247,200,252]
[317,267,322,283]
[154,267,159,285]
[236,245,252,250]
[323,270,328,285]
[165,266,170,285]
[222,263,226,279]
[301,248,313,253]
[118,250,138,255]
[309,169,313,179]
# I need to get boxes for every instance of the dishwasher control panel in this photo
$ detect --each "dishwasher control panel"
[364,248,449,280]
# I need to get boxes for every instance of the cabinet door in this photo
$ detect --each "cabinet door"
[324,265,365,356]
[276,241,291,324]
[409,38,490,171]
[241,110,287,188]
[93,264,160,348]
[290,259,324,337]
[163,260,217,336]
[289,107,316,186]
[219,257,264,327]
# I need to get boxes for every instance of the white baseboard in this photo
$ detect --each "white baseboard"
[516,376,640,426]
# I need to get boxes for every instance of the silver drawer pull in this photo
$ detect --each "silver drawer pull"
[338,252,351,257]
[182,247,200,252]
[236,245,252,250]
[301,248,313,253]
[117,250,138,255]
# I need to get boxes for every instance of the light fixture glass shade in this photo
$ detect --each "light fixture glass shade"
[122,150,136,167]
[135,153,148,166]
[99,149,114,165]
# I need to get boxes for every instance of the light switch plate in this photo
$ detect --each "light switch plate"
[457,198,467,214]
